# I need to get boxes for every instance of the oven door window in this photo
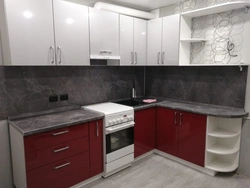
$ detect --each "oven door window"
[106,127,134,154]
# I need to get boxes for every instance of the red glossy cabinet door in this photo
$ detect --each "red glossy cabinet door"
[89,120,104,177]
[178,112,206,167]
[135,108,156,158]
[156,107,179,157]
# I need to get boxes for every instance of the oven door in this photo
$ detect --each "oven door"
[106,122,134,163]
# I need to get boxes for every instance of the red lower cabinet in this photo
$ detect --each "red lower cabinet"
[135,108,156,158]
[27,152,90,188]
[156,107,178,156]
[156,107,207,167]
[178,112,206,167]
[89,120,104,177]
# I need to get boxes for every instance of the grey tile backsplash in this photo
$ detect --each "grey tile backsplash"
[0,65,248,120]
[145,66,248,108]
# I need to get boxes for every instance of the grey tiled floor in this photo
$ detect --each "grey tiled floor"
[82,154,250,188]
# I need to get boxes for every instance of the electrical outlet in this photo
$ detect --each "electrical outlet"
[49,95,58,103]
[60,94,68,101]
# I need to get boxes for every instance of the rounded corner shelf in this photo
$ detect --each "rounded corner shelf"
[180,38,207,42]
[206,160,238,172]
[207,129,240,138]
[207,146,239,155]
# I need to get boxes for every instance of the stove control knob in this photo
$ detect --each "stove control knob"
[114,119,118,124]
[118,118,122,123]
[109,120,113,125]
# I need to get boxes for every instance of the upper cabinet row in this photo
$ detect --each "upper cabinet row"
[0,0,149,66]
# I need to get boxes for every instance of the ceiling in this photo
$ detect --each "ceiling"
[68,0,185,11]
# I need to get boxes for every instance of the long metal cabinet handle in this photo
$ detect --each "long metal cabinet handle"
[54,146,69,153]
[135,52,138,65]
[54,162,70,170]
[180,113,183,126]
[157,52,160,64]
[50,46,54,64]
[131,52,134,65]
[96,122,99,137]
[162,52,165,64]
[52,130,69,136]
[174,112,177,125]
[57,47,62,64]
[100,50,112,54]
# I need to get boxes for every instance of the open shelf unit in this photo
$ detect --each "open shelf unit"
[205,116,242,173]
[179,1,250,66]
[182,1,250,18]
[180,38,207,43]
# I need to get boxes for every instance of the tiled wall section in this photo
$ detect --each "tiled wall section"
[2,66,144,118]
[145,66,248,108]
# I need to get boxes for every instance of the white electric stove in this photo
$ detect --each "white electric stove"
[83,102,134,177]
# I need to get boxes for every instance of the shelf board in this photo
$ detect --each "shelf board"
[206,160,238,172]
[182,1,250,18]
[180,38,207,42]
[208,129,240,138]
[207,145,239,155]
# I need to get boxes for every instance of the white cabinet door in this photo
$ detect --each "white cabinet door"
[3,0,55,65]
[120,15,134,66]
[134,18,147,66]
[89,8,119,59]
[162,14,180,66]
[53,0,90,65]
[147,18,162,65]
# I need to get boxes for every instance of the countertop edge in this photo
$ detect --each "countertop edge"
[9,115,104,136]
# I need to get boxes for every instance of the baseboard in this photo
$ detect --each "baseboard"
[133,151,155,163]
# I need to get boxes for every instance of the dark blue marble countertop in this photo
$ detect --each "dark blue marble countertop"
[9,107,104,136]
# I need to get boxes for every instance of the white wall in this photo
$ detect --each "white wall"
[0,30,3,65]
[0,120,13,188]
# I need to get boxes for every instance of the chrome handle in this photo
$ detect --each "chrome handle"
[57,47,62,64]
[54,162,70,170]
[131,52,134,65]
[52,130,69,136]
[157,52,160,64]
[174,112,177,125]
[162,52,165,65]
[54,146,69,153]
[180,113,183,126]
[96,122,99,137]
[100,50,112,54]
[135,52,137,65]
[50,46,54,64]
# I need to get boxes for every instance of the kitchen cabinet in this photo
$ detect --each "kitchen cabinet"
[135,108,156,158]
[120,15,147,66]
[53,0,90,65]
[89,8,120,60]
[156,108,178,156]
[0,0,89,65]
[0,0,55,65]
[147,14,180,66]
[156,107,206,167]
[89,120,104,177]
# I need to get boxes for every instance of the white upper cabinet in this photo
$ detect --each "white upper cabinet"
[147,18,162,65]
[120,15,134,65]
[120,15,147,66]
[162,14,180,65]
[89,8,119,60]
[133,18,147,66]
[53,0,90,65]
[1,0,55,65]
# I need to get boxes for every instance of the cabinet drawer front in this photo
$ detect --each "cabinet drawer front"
[26,137,89,171]
[27,152,90,188]
[24,123,89,153]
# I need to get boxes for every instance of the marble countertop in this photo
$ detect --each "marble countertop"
[133,99,248,118]
[9,108,104,136]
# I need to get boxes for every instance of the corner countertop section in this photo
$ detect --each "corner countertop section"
[9,108,104,136]
[157,100,248,118]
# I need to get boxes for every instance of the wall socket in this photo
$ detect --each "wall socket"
[49,95,58,102]
[60,94,69,101]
